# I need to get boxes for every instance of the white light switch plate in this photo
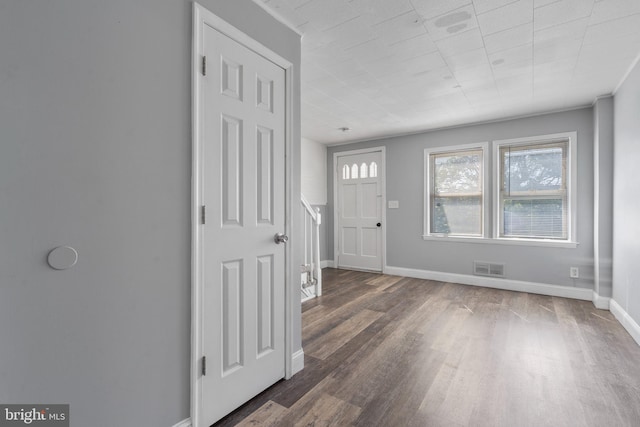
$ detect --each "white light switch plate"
[388,200,399,209]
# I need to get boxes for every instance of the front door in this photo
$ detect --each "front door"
[336,150,384,271]
[198,18,286,426]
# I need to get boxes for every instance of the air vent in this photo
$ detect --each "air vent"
[474,261,505,278]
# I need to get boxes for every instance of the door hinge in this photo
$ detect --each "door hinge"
[202,56,207,76]
[202,355,206,376]
[201,205,206,224]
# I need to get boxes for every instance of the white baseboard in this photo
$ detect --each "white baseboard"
[301,294,315,303]
[177,353,306,426]
[320,260,334,269]
[291,349,305,376]
[171,418,191,427]
[610,299,640,346]
[384,266,593,301]
[592,291,611,310]
[177,352,304,427]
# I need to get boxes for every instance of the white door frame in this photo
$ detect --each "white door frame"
[191,4,295,427]
[333,146,387,272]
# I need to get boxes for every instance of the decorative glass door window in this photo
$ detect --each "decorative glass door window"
[342,162,378,180]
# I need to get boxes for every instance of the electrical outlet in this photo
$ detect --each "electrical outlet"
[570,267,579,278]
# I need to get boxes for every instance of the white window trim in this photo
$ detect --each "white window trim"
[492,131,578,244]
[423,142,490,239]
[421,235,578,248]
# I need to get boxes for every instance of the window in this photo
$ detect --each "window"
[423,132,576,246]
[495,133,575,242]
[360,163,368,178]
[369,162,377,177]
[342,161,378,180]
[424,143,487,237]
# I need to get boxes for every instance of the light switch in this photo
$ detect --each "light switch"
[388,200,399,209]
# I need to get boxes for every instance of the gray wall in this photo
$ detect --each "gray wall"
[613,60,640,326]
[327,108,595,289]
[593,97,614,298]
[301,137,329,262]
[0,1,301,426]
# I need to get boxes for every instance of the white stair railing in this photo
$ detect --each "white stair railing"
[301,195,322,302]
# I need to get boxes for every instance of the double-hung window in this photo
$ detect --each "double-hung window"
[495,133,576,242]
[424,143,488,237]
[423,132,576,246]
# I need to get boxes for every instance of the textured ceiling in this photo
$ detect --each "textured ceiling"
[257,0,640,144]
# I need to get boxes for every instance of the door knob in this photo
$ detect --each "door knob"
[376,223,381,227]
[274,233,289,244]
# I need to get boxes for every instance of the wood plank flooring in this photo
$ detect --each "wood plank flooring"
[214,268,640,426]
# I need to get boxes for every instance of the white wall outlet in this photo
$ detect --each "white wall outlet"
[570,267,579,278]
[388,200,399,209]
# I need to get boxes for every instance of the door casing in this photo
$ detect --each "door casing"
[191,4,295,427]
[333,147,387,272]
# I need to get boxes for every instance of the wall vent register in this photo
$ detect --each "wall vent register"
[473,261,505,278]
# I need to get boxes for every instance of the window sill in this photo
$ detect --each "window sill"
[422,235,578,248]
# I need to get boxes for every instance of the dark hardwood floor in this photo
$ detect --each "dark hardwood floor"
[215,268,640,426]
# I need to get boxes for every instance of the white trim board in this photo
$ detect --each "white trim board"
[320,260,334,269]
[592,292,611,310]
[384,266,593,301]
[301,294,315,303]
[250,0,304,37]
[171,419,191,427]
[324,106,592,147]
[610,299,640,347]
[614,49,640,95]
[291,349,305,376]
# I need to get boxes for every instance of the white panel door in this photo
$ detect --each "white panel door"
[200,24,285,425]
[336,151,383,271]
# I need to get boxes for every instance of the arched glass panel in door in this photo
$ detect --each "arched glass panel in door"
[369,162,378,177]
[342,164,350,180]
[360,163,368,178]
